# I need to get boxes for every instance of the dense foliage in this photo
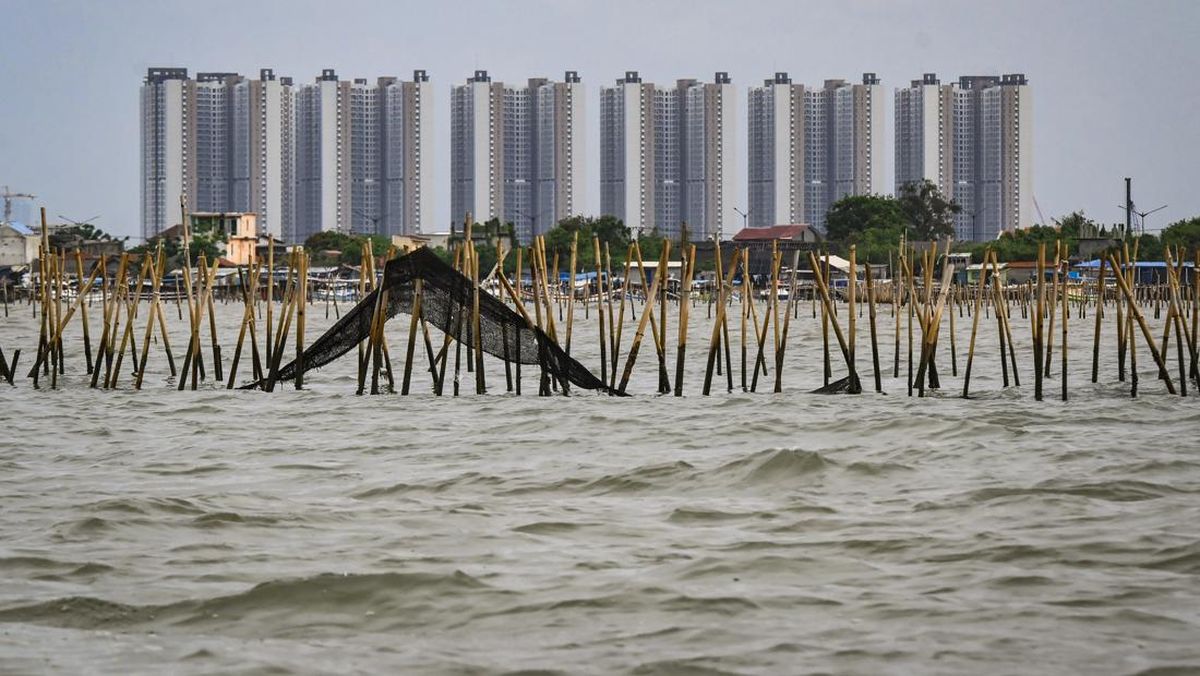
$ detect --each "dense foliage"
[304,231,392,266]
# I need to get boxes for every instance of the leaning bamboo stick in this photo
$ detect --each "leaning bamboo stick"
[773,250,801,394]
[702,244,739,395]
[133,245,167,389]
[865,258,881,392]
[90,254,124,388]
[1106,252,1175,394]
[1091,257,1106,383]
[565,231,578,355]
[226,262,258,388]
[108,254,152,389]
[295,249,308,389]
[610,244,634,391]
[402,277,424,395]
[618,241,666,394]
[962,250,992,397]
[593,235,607,389]
[1061,244,1069,401]
[472,243,486,395]
[673,244,696,396]
[808,251,860,392]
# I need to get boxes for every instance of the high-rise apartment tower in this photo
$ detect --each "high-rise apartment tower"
[451,70,584,242]
[895,73,1032,240]
[747,72,884,231]
[600,71,735,240]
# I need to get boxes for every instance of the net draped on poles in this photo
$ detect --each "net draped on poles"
[247,247,611,393]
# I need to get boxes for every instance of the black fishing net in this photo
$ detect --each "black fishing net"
[251,247,610,393]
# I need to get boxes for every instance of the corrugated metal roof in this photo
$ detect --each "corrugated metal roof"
[3,221,35,235]
[731,225,813,241]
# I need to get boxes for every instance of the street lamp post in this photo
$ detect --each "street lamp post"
[732,207,752,243]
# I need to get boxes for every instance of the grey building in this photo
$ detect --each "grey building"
[451,71,583,242]
[895,73,1032,240]
[600,71,735,241]
[747,73,884,232]
[293,69,433,243]
[141,67,297,242]
[140,67,190,240]
[144,66,429,245]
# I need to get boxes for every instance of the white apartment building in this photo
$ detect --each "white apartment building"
[451,71,583,242]
[140,68,190,240]
[895,73,1032,240]
[600,71,735,240]
[144,66,430,244]
[747,73,884,232]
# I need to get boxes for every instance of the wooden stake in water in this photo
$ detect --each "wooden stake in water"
[865,258,881,393]
[1092,257,1106,383]
[673,244,695,396]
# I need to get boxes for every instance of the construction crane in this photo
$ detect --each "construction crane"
[1032,194,1049,227]
[2,186,36,222]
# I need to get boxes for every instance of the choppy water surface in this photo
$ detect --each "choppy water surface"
[1,297,1198,674]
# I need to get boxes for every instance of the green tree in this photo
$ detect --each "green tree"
[635,227,665,263]
[49,223,128,250]
[542,215,632,269]
[303,231,391,266]
[1161,217,1200,252]
[129,219,226,268]
[823,194,906,242]
[897,179,960,240]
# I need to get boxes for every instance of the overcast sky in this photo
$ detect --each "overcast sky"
[2,0,1197,239]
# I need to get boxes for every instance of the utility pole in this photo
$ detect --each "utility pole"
[1125,177,1132,237]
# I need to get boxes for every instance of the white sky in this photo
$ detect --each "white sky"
[2,0,1197,239]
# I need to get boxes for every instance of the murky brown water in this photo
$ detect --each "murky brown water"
[1,293,1198,674]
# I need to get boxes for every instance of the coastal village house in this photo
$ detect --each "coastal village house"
[0,221,39,267]
[154,212,262,266]
[728,224,822,276]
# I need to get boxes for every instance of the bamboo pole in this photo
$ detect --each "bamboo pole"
[808,251,861,393]
[1044,240,1059,378]
[133,245,167,389]
[108,255,152,389]
[610,244,634,391]
[1034,243,1046,400]
[848,245,857,381]
[702,243,738,395]
[773,250,801,394]
[593,235,607,389]
[740,247,749,392]
[656,242,670,394]
[605,242,618,380]
[295,249,307,389]
[565,231,578,355]
[74,250,94,374]
[1106,252,1175,394]
[673,244,696,396]
[1061,244,1069,401]
[91,254,124,388]
[913,260,956,398]
[962,250,992,397]
[472,242,486,395]
[618,241,666,394]
[266,234,275,368]
[1091,257,1106,383]
[865,257,881,393]
[226,262,257,388]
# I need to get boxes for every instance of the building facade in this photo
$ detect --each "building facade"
[600,72,735,240]
[895,73,1032,240]
[142,66,430,245]
[140,68,190,241]
[747,72,884,232]
[451,71,583,242]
